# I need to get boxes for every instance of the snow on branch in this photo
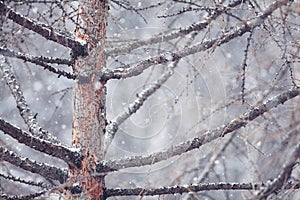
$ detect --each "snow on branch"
[0,56,61,144]
[98,87,300,172]
[0,146,67,183]
[1,190,48,200]
[101,0,291,81]
[0,118,82,167]
[106,0,244,56]
[0,1,87,57]
[256,142,300,199]
[103,61,178,153]
[0,47,76,79]
[0,172,52,189]
[105,181,300,197]
[0,47,72,65]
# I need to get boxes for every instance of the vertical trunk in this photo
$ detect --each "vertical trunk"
[68,1,108,199]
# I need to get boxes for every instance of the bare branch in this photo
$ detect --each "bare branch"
[103,61,178,152]
[99,87,300,172]
[256,142,300,199]
[106,0,244,56]
[0,173,52,189]
[240,32,253,104]
[0,55,61,143]
[0,1,87,56]
[105,181,300,197]
[0,48,76,79]
[0,47,73,65]
[0,117,82,167]
[101,0,291,81]
[1,190,48,200]
[0,146,67,183]
[110,0,148,24]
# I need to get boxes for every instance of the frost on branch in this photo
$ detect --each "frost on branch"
[0,55,60,144]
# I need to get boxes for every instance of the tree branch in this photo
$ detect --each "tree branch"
[0,172,52,189]
[105,181,300,197]
[0,1,87,56]
[197,133,236,183]
[0,146,67,183]
[0,48,76,79]
[101,0,290,81]
[98,87,300,172]
[0,118,82,167]
[1,190,48,200]
[0,55,61,143]
[0,47,72,65]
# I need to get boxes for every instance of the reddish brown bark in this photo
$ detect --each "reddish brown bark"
[68,1,108,199]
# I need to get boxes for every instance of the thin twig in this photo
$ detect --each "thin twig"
[1,190,48,200]
[101,0,290,81]
[105,181,300,197]
[0,146,67,183]
[0,1,87,56]
[0,47,72,65]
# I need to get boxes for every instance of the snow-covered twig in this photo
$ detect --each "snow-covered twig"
[105,182,294,197]
[0,47,73,65]
[0,47,75,79]
[1,190,48,200]
[0,173,52,189]
[103,61,178,153]
[98,87,300,172]
[198,133,236,183]
[0,55,61,144]
[0,117,82,167]
[0,146,67,183]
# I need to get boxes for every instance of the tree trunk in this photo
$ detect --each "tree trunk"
[68,1,108,199]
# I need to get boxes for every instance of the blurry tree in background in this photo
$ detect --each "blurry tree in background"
[0,0,300,199]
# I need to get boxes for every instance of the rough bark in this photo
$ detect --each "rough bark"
[68,1,108,199]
